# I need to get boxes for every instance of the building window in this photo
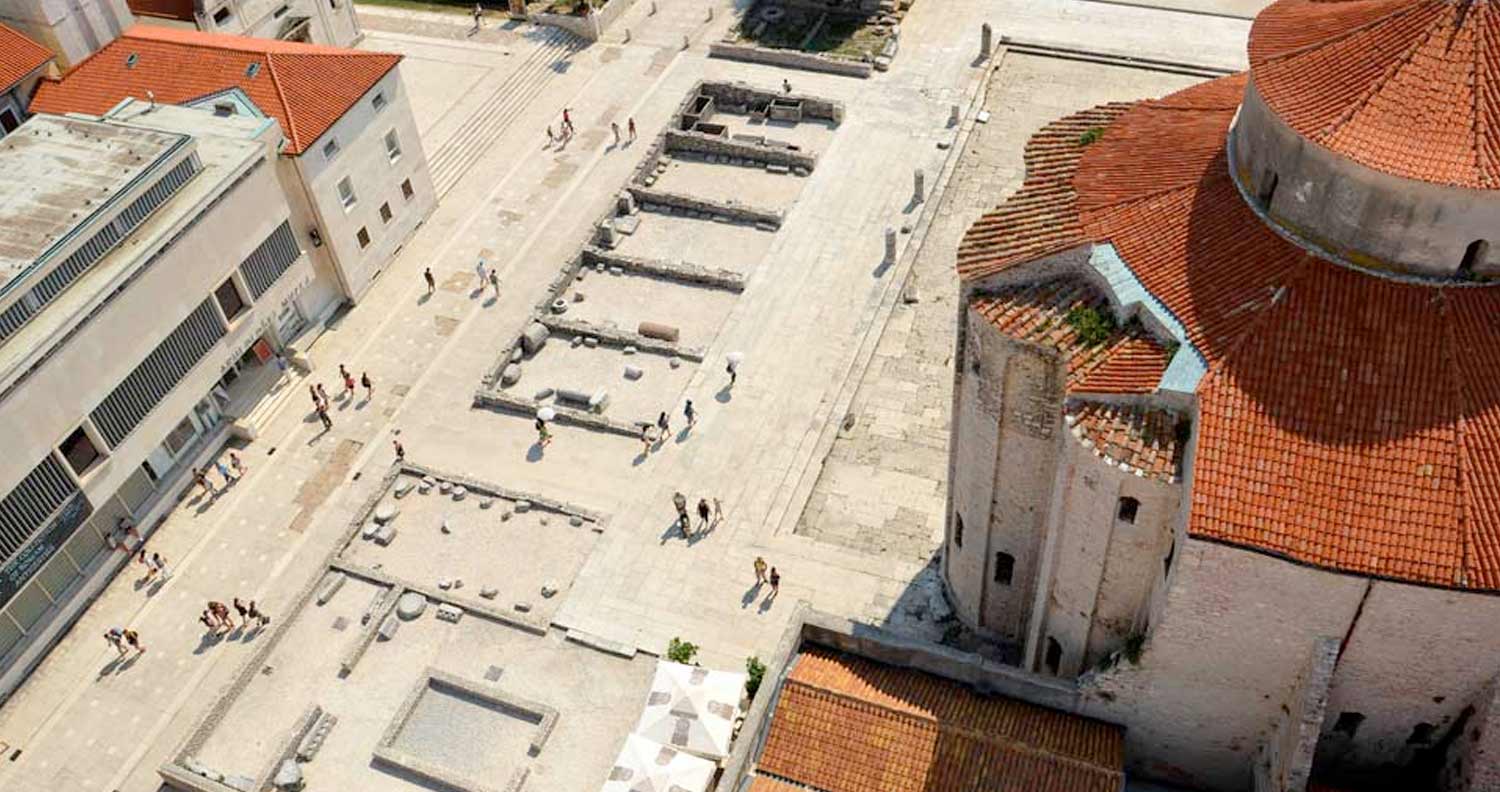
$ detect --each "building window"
[401,178,414,201]
[337,177,357,210]
[1257,170,1278,208]
[953,513,964,549]
[0,108,19,134]
[1407,723,1435,744]
[373,92,387,113]
[212,6,231,24]
[1459,240,1489,279]
[273,3,289,16]
[385,129,402,163]
[323,138,340,161]
[162,415,198,456]
[356,227,371,249]
[1117,496,1140,524]
[61,427,102,474]
[379,202,393,224]
[993,552,1014,585]
[1332,712,1365,738]
[214,277,246,321]
[1044,637,1063,675]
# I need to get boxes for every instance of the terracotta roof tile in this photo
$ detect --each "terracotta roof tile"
[29,25,400,154]
[977,71,1500,591]
[0,23,52,91]
[971,279,1170,395]
[1067,402,1186,482]
[956,103,1132,281]
[753,647,1124,792]
[1249,0,1500,188]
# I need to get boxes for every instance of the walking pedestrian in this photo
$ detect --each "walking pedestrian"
[782,78,792,94]
[361,371,374,400]
[672,491,690,535]
[309,383,320,408]
[562,108,571,131]
[393,439,405,460]
[726,358,738,387]
[199,610,216,634]
[341,365,356,398]
[424,267,436,295]
[274,353,289,380]
[104,627,127,656]
[122,629,145,654]
[536,417,552,447]
[713,497,723,524]
[683,399,695,427]
[316,383,330,408]
[488,268,500,297]
[697,498,711,531]
[471,2,482,31]
[476,257,489,289]
[210,601,234,633]
[768,567,781,599]
[546,125,556,145]
[192,467,214,496]
[230,451,247,477]
[149,552,170,581]
[611,121,621,145]
[640,424,653,455]
[215,458,236,486]
[233,598,250,626]
[753,556,767,584]
[628,117,636,140]
[657,410,670,439]
[247,600,270,628]
[316,403,332,431]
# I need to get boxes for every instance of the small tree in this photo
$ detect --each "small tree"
[667,637,699,664]
[745,656,767,699]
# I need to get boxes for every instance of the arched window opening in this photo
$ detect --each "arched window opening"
[1117,497,1140,524]
[1459,240,1489,279]
[1257,170,1279,208]
[953,513,964,549]
[1044,637,1063,675]
[993,552,1014,585]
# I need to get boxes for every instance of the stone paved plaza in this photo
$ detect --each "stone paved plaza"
[0,0,1253,790]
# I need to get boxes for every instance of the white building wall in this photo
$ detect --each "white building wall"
[193,0,359,47]
[0,154,304,508]
[0,0,131,67]
[292,66,433,302]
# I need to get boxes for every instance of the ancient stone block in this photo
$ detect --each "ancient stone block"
[520,322,550,355]
[436,604,463,623]
[624,365,644,380]
[639,321,681,342]
[396,592,427,620]
[316,573,346,606]
[500,364,522,387]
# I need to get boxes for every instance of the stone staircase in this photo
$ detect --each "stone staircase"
[427,27,587,198]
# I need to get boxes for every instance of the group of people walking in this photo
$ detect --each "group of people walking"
[103,626,145,657]
[309,364,374,431]
[192,451,247,498]
[672,491,722,538]
[200,598,269,637]
[547,110,637,148]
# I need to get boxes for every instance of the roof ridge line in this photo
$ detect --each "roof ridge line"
[1311,3,1455,143]
[1193,250,1316,391]
[782,677,1123,778]
[1253,0,1426,67]
[1473,5,1489,187]
[260,53,301,150]
[1436,290,1473,588]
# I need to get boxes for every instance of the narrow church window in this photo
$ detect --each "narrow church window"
[1044,637,1063,674]
[953,514,964,549]
[1332,712,1365,737]
[993,552,1014,585]
[1459,240,1488,279]
[1257,170,1278,207]
[1117,496,1140,524]
[1163,538,1176,578]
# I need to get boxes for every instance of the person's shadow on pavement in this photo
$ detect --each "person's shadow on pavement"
[741,582,763,608]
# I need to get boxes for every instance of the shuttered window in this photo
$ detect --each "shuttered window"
[89,299,225,447]
[0,456,77,564]
[237,221,300,299]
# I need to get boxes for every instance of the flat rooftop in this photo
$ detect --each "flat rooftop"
[0,115,186,291]
[0,103,271,394]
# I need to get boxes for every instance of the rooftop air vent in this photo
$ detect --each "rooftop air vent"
[125,53,138,68]
[245,62,261,78]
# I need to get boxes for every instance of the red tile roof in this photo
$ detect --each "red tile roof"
[1248,0,1500,188]
[1067,402,1186,482]
[29,25,401,155]
[960,71,1500,591]
[752,646,1125,792]
[0,23,52,91]
[970,279,1170,396]
[126,0,196,20]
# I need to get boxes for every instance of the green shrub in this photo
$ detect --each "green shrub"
[745,656,767,699]
[1065,306,1116,346]
[1078,126,1105,146]
[667,637,699,664]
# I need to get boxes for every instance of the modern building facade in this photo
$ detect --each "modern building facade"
[0,23,53,136]
[124,0,360,49]
[31,25,433,306]
[0,0,132,68]
[0,101,332,699]
[945,0,1500,789]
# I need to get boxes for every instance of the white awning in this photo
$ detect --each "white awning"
[601,733,715,792]
[633,660,746,759]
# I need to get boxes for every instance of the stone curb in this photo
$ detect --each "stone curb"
[580,247,745,292]
[626,186,783,227]
[708,41,874,78]
[250,705,322,792]
[472,388,645,438]
[537,315,706,360]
